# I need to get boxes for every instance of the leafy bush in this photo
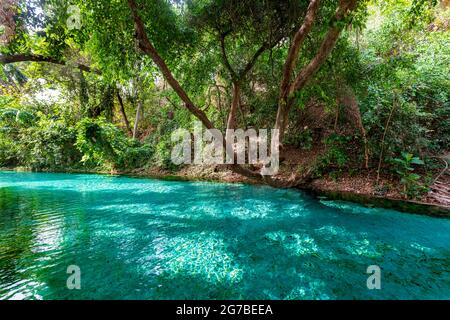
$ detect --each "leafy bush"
[0,109,81,169]
[390,152,428,199]
[0,134,19,167]
[321,134,351,168]
[21,117,81,170]
[285,128,313,150]
[75,117,152,170]
[313,134,351,178]
[359,6,449,162]
[0,113,152,171]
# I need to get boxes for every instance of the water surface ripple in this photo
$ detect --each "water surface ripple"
[0,171,449,299]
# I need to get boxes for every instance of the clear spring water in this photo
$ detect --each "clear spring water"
[0,171,448,300]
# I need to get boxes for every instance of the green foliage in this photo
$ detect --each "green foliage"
[0,108,81,169]
[359,2,449,161]
[322,134,351,168]
[75,117,151,170]
[0,0,447,198]
[285,128,313,150]
[0,108,151,171]
[143,111,185,171]
[0,134,18,167]
[152,138,179,171]
[21,116,80,170]
[390,152,428,199]
[313,134,351,178]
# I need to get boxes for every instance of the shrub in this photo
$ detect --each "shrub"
[75,117,152,170]
[390,152,428,199]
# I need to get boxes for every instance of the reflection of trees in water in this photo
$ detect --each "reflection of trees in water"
[0,187,92,299]
[0,187,36,297]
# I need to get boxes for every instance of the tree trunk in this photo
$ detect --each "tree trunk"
[117,91,132,136]
[274,98,292,144]
[279,0,320,102]
[133,99,143,140]
[127,0,214,130]
[275,0,321,144]
[376,97,398,183]
[0,53,99,73]
[226,83,240,130]
[275,0,358,143]
[102,85,115,122]
[79,70,88,116]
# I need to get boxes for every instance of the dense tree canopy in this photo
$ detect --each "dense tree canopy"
[0,0,448,198]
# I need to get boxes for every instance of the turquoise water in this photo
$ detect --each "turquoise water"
[0,171,448,300]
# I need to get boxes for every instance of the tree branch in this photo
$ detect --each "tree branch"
[279,0,321,99]
[116,91,133,136]
[219,33,238,81]
[0,53,100,74]
[289,0,358,95]
[127,0,214,130]
[239,42,269,79]
[127,0,289,184]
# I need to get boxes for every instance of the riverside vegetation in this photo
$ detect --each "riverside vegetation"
[0,0,449,207]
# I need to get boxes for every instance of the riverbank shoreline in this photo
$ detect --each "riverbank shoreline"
[1,166,449,218]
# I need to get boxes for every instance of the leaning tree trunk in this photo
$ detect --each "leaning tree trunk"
[117,91,133,136]
[126,0,358,188]
[275,0,321,143]
[275,0,358,143]
[133,99,143,140]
